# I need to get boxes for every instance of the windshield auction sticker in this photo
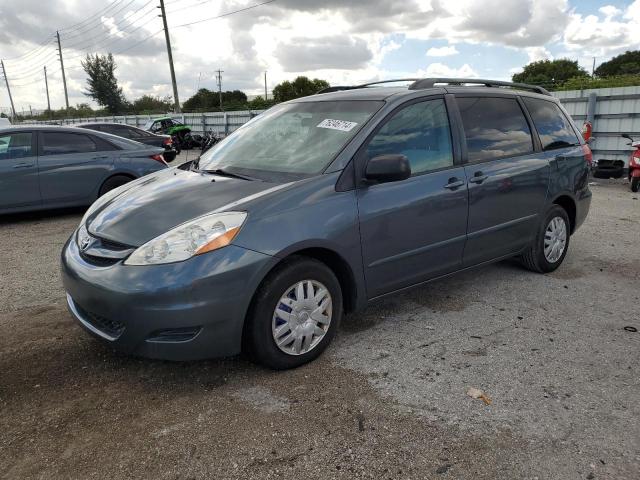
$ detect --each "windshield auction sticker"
[317,119,358,132]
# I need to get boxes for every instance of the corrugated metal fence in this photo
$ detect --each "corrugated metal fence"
[554,86,640,167]
[26,111,266,136]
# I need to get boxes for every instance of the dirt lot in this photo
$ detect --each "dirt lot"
[1,180,639,480]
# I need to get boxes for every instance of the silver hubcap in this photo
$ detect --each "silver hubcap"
[544,216,567,263]
[272,280,332,356]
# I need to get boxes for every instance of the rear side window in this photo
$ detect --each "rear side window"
[41,132,97,155]
[125,127,146,139]
[366,99,453,175]
[0,132,32,159]
[111,126,135,138]
[458,97,533,162]
[522,97,580,150]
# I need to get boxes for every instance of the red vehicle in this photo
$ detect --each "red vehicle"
[622,134,640,192]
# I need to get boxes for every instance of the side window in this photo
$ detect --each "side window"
[522,97,580,151]
[458,97,533,162]
[125,127,145,139]
[366,99,453,175]
[112,126,134,139]
[41,132,97,155]
[0,132,33,160]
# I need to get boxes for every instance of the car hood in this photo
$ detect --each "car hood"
[87,168,289,246]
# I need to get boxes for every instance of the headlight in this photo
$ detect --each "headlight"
[124,212,247,266]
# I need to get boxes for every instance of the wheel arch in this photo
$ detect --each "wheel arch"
[97,172,137,198]
[550,193,577,234]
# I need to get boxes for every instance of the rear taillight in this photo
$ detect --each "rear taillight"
[582,144,593,166]
[150,154,167,165]
[163,137,172,146]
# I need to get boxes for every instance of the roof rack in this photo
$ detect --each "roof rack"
[316,78,420,95]
[408,78,551,96]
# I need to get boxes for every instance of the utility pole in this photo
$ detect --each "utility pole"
[158,0,181,113]
[56,31,69,109]
[592,57,596,77]
[215,69,223,110]
[264,71,267,100]
[0,60,16,120]
[44,66,51,112]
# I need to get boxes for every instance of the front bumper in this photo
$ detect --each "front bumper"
[61,234,276,361]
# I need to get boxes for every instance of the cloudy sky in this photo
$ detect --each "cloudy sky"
[1,0,639,113]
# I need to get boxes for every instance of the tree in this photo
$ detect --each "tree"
[512,59,588,88]
[272,76,330,102]
[81,53,127,113]
[247,96,276,110]
[595,50,640,77]
[182,89,248,112]
[131,95,173,113]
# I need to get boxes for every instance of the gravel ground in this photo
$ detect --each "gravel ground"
[1,178,639,479]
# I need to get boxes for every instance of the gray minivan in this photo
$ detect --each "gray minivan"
[62,78,592,369]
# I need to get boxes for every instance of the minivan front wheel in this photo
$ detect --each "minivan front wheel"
[521,205,570,273]
[244,257,342,369]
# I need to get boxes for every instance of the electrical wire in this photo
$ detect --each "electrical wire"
[172,0,276,28]
[62,8,158,51]
[60,0,149,41]
[58,0,128,33]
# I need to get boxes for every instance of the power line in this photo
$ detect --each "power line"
[63,11,159,54]
[58,0,129,33]
[172,0,276,29]
[60,0,150,41]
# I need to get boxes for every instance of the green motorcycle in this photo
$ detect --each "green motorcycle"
[143,117,198,151]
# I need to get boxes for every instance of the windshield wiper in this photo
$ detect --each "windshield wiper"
[202,168,255,181]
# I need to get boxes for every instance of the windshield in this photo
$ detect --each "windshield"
[198,100,383,177]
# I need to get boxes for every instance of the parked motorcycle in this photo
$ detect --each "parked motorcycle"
[621,134,640,192]
[200,130,222,154]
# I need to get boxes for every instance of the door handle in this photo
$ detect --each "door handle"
[468,172,488,184]
[92,155,109,160]
[444,178,465,190]
[13,163,34,169]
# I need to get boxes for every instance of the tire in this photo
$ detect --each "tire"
[631,177,640,193]
[98,175,133,197]
[243,256,343,370]
[520,205,570,273]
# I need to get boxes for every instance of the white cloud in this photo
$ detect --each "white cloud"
[525,46,552,62]
[599,5,622,19]
[564,1,640,56]
[426,45,459,57]
[419,62,478,78]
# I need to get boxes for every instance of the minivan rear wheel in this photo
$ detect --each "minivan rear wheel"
[520,205,570,273]
[244,257,342,369]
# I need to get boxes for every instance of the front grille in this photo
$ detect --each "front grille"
[75,302,125,339]
[80,252,121,267]
[78,233,135,267]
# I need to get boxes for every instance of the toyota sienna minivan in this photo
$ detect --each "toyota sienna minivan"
[62,78,592,369]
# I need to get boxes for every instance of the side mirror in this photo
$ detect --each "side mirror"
[365,154,411,183]
[622,133,633,141]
